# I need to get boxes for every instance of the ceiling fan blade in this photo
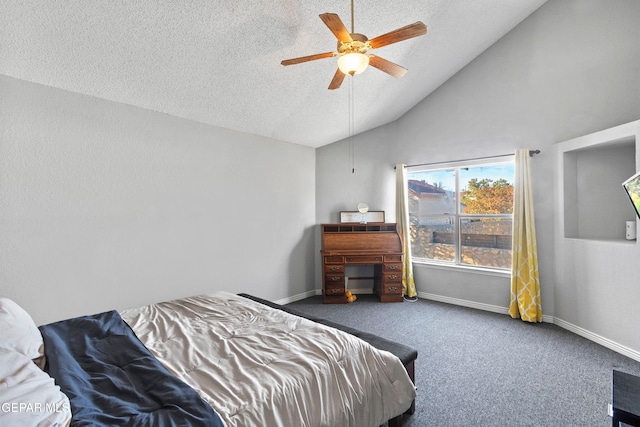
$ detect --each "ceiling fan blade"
[328,68,346,90]
[319,13,353,43]
[281,51,336,66]
[368,21,427,49]
[368,55,408,78]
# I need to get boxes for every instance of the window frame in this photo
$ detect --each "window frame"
[406,156,515,273]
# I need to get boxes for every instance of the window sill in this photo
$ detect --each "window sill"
[412,260,511,278]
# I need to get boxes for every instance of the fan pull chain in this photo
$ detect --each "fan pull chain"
[348,0,356,174]
[349,76,355,174]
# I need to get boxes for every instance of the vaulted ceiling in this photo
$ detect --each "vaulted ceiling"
[1,1,547,148]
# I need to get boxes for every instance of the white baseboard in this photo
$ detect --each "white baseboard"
[419,292,559,323]
[553,317,640,363]
[418,291,511,317]
[418,291,640,363]
[277,288,372,304]
[274,290,317,305]
[347,287,374,295]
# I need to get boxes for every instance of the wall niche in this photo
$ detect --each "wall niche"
[557,121,639,242]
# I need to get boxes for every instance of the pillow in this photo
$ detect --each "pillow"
[0,298,45,365]
[0,348,72,426]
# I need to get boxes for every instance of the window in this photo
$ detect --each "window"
[407,158,514,270]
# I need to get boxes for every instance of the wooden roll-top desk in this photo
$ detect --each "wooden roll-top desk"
[321,223,404,303]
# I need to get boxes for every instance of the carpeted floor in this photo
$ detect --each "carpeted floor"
[287,294,640,426]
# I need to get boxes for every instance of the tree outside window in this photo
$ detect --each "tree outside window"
[407,160,514,270]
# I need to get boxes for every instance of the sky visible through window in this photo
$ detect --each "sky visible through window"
[408,163,514,192]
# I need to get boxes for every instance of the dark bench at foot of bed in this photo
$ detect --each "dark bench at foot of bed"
[238,293,417,426]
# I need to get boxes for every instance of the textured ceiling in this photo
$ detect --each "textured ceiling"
[1,1,547,148]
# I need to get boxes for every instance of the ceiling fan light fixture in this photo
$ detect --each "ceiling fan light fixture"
[280,9,427,89]
[338,52,369,75]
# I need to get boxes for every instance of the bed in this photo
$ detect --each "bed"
[0,292,417,427]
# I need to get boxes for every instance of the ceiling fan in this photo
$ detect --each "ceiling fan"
[281,2,427,90]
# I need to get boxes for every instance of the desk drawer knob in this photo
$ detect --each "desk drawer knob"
[388,275,398,280]
[331,276,341,281]
[389,286,398,292]
[388,265,399,270]
[330,266,341,271]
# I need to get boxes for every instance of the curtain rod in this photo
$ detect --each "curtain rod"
[396,149,540,169]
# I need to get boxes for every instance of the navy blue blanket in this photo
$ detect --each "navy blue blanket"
[39,310,224,427]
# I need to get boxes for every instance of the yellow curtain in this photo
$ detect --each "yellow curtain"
[396,164,417,298]
[509,149,542,322]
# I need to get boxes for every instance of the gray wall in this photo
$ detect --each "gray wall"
[2,0,639,357]
[554,121,640,357]
[0,75,316,325]
[316,0,640,345]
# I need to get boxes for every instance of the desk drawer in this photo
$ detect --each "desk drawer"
[344,255,383,264]
[324,256,344,264]
[324,285,346,296]
[325,274,345,285]
[383,273,401,283]
[324,264,345,274]
[384,255,402,263]
[382,284,402,295]
[384,263,402,272]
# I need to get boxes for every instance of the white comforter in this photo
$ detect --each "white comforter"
[120,292,415,427]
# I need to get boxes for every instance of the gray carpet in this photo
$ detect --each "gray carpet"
[287,295,640,426]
